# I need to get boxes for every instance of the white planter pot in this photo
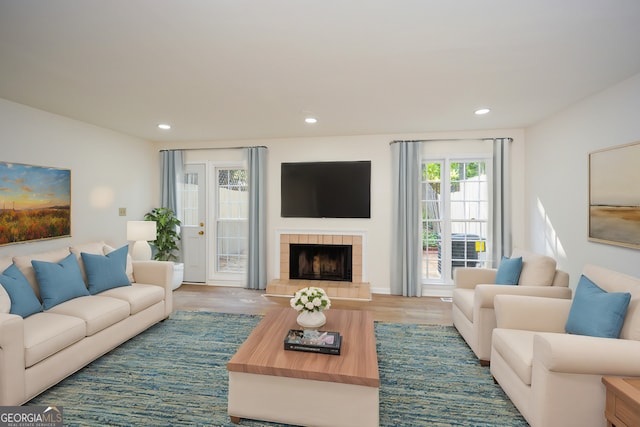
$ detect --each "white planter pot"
[172,262,184,290]
[296,310,327,330]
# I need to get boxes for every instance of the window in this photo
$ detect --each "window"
[422,159,491,284]
[181,171,200,226]
[214,168,248,274]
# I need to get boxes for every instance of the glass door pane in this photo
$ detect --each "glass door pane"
[214,168,248,275]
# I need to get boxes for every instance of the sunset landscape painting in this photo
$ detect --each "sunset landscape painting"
[0,162,71,245]
[589,141,640,249]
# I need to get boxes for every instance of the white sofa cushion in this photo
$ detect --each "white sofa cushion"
[0,285,10,314]
[0,264,43,317]
[0,257,12,273]
[99,283,164,315]
[104,244,135,283]
[0,258,12,313]
[583,264,640,341]
[47,295,130,336]
[70,241,108,284]
[13,248,72,300]
[24,312,86,368]
[492,328,535,385]
[622,289,640,341]
[512,249,557,286]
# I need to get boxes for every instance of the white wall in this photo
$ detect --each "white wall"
[0,99,159,258]
[524,72,640,286]
[0,96,530,294]
[157,128,524,294]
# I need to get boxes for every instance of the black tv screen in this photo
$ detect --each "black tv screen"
[281,161,371,218]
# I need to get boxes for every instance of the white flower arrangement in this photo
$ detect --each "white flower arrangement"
[290,287,331,313]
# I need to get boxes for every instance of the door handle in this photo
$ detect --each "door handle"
[198,231,204,235]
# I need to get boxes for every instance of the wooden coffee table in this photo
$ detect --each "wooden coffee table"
[227,308,379,427]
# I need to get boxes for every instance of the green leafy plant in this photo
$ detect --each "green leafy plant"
[143,207,182,261]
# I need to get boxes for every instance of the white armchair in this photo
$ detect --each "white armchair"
[490,264,640,427]
[452,248,570,365]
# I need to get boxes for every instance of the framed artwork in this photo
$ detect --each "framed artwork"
[588,141,640,249]
[0,162,71,245]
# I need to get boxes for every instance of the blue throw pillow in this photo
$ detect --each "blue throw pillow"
[495,256,523,285]
[0,264,43,317]
[32,253,90,310]
[81,245,131,294]
[565,274,631,338]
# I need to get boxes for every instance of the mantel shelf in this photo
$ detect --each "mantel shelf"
[265,279,371,301]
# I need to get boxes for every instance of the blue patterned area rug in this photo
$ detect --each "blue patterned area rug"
[29,311,527,426]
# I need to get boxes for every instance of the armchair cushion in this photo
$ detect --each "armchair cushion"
[565,274,631,338]
[452,288,474,321]
[492,328,534,385]
[495,256,522,285]
[512,249,557,286]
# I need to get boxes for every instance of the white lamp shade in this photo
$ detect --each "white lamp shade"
[127,221,157,242]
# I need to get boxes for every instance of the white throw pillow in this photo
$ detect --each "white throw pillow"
[0,285,11,313]
[104,244,135,283]
[0,257,13,310]
[13,248,72,300]
[70,241,107,285]
[511,249,557,286]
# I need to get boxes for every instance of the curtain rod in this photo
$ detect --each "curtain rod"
[390,137,513,144]
[159,145,267,152]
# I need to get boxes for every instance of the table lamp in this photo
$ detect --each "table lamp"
[127,220,157,261]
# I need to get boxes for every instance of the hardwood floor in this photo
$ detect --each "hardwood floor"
[173,284,454,325]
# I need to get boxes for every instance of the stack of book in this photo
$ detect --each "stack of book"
[284,329,342,355]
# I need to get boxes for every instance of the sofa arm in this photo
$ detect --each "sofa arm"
[0,313,26,405]
[132,260,174,316]
[454,267,498,289]
[475,285,572,309]
[534,333,640,376]
[494,295,571,332]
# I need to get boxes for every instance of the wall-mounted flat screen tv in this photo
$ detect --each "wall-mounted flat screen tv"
[281,161,371,218]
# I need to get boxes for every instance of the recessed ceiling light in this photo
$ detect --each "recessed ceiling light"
[304,117,318,124]
[474,108,491,115]
[158,123,171,130]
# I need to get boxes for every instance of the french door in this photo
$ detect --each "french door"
[422,158,491,285]
[212,167,248,282]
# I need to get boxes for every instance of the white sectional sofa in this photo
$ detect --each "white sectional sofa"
[490,264,640,427]
[0,241,174,406]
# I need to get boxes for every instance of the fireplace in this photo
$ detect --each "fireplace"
[269,232,369,300]
[278,232,364,283]
[289,244,352,282]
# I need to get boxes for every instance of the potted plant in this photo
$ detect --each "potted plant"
[144,207,184,290]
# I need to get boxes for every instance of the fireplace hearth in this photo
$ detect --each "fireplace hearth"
[289,243,352,282]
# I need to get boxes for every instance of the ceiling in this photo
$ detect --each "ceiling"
[1,0,640,143]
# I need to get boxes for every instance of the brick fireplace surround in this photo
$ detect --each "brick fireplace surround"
[265,232,371,301]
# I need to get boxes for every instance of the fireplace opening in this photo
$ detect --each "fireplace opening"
[289,244,352,282]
